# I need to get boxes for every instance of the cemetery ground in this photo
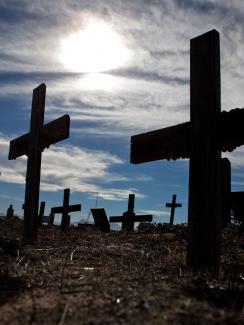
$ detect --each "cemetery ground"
[1,219,244,324]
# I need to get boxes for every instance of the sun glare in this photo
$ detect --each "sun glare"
[60,21,130,73]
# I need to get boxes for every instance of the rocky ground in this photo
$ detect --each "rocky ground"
[1,218,244,324]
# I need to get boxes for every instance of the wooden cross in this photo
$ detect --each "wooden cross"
[130,30,244,270]
[8,84,70,242]
[109,194,152,231]
[51,188,81,231]
[165,194,182,225]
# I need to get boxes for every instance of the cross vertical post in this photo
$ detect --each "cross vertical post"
[187,30,221,270]
[165,194,182,225]
[62,188,70,231]
[124,193,135,230]
[24,84,45,241]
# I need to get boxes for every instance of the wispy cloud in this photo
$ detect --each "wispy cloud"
[1,0,244,138]
[0,133,145,200]
[139,209,170,217]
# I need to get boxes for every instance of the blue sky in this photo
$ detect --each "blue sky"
[0,0,244,226]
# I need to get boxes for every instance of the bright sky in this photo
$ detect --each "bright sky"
[0,0,244,226]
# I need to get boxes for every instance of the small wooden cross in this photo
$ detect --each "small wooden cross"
[51,188,81,231]
[165,194,182,225]
[8,84,70,242]
[110,194,152,231]
[131,30,244,270]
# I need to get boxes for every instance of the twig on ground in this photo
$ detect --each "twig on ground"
[58,302,69,325]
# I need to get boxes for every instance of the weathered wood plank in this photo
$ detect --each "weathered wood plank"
[9,114,70,159]
[187,29,221,270]
[23,83,46,241]
[131,108,244,164]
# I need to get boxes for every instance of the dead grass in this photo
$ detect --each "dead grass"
[1,219,244,324]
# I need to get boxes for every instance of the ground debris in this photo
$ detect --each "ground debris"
[0,220,244,324]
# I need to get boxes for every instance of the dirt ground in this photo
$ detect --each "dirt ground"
[1,219,244,324]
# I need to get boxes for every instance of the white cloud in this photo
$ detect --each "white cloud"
[1,0,244,139]
[223,146,244,169]
[139,209,170,217]
[0,133,145,201]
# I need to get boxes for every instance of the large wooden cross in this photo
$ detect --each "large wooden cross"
[131,30,244,270]
[110,194,152,230]
[8,84,70,242]
[165,194,182,225]
[51,188,81,231]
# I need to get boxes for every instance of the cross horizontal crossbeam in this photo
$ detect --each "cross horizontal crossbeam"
[9,114,70,160]
[131,108,244,164]
[110,214,152,223]
[51,204,81,214]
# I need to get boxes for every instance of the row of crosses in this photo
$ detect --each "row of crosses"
[37,188,81,231]
[35,192,181,230]
[8,29,244,271]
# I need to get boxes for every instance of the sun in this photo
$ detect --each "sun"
[60,21,130,73]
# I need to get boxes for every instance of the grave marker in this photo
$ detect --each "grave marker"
[8,84,70,241]
[130,30,244,270]
[6,205,14,219]
[165,194,182,225]
[110,194,152,231]
[51,188,81,231]
[38,201,45,228]
[91,208,111,232]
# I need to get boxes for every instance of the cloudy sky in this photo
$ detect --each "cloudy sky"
[0,0,244,225]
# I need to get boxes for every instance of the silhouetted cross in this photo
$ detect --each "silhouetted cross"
[110,194,152,231]
[8,84,70,242]
[165,194,182,225]
[131,30,244,270]
[51,188,81,231]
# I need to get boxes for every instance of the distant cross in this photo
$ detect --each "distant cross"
[6,205,14,219]
[130,30,244,270]
[51,188,81,231]
[110,194,152,231]
[8,84,70,242]
[165,194,182,225]
[91,208,111,232]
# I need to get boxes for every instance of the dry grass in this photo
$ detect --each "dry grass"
[1,219,244,324]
